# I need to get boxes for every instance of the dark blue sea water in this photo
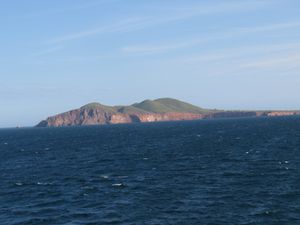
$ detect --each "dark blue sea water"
[1,117,300,225]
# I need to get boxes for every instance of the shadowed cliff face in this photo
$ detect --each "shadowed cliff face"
[36,98,300,127]
[37,108,204,127]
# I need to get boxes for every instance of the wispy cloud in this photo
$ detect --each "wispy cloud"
[240,53,300,70]
[122,42,196,55]
[24,0,119,18]
[43,0,271,45]
[170,0,272,15]
[233,21,300,33]
[174,42,300,63]
[122,36,227,55]
[122,21,300,55]
[32,46,64,57]
[44,18,147,44]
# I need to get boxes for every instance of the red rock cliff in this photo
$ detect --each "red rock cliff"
[36,99,300,127]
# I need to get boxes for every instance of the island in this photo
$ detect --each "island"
[36,98,300,127]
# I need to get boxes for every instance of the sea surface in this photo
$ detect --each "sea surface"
[1,117,300,225]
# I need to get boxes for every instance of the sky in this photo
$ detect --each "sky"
[1,0,300,127]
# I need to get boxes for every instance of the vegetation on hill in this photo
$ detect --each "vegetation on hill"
[80,103,117,113]
[80,98,214,114]
[155,98,213,113]
[114,106,150,114]
[132,100,173,113]
[132,98,214,114]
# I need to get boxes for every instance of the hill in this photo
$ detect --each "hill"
[36,98,213,127]
[36,98,300,127]
[133,98,214,114]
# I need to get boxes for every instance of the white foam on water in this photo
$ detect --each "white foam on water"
[37,182,52,185]
[112,183,123,187]
[15,182,23,186]
[101,175,109,179]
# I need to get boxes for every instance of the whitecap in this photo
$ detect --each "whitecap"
[37,182,49,185]
[101,175,109,179]
[15,182,23,186]
[37,181,53,185]
[112,183,124,187]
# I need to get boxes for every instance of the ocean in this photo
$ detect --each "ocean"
[1,116,300,225]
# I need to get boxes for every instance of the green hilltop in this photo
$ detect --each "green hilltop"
[114,105,150,114]
[80,103,117,113]
[132,98,214,114]
[80,98,215,114]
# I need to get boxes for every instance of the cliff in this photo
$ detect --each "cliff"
[36,98,300,127]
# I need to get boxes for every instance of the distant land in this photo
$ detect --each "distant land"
[37,98,300,127]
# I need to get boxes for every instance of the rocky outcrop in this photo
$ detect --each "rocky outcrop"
[204,111,259,119]
[37,108,114,127]
[136,112,204,123]
[37,109,204,127]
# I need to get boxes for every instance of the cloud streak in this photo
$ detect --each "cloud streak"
[180,43,300,65]
[32,46,64,57]
[24,0,120,18]
[43,0,271,45]
[122,21,300,55]
[240,53,300,70]
[44,18,147,44]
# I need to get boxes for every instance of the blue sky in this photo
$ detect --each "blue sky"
[1,0,300,127]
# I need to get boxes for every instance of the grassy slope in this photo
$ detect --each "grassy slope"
[114,106,150,114]
[80,98,214,114]
[133,98,215,114]
[80,103,117,113]
[155,98,213,113]
[132,100,173,113]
